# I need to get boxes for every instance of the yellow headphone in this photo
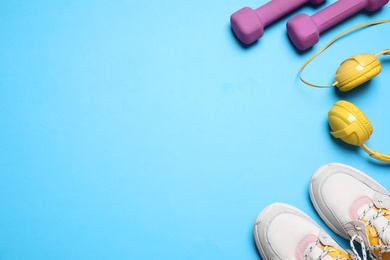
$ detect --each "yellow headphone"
[299,20,390,162]
[299,20,390,91]
[328,100,390,162]
[333,52,386,92]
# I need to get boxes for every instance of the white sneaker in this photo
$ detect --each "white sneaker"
[253,203,355,260]
[310,163,390,259]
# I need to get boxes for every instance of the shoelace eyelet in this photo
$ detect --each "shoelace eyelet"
[354,225,362,231]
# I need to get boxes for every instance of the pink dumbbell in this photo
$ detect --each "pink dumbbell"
[230,0,325,44]
[287,0,389,50]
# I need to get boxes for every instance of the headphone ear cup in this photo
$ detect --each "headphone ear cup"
[334,54,382,92]
[328,100,373,146]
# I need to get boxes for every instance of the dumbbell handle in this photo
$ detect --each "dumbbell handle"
[312,0,367,32]
[257,0,313,27]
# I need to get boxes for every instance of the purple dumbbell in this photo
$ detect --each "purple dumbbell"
[287,0,389,50]
[230,0,325,44]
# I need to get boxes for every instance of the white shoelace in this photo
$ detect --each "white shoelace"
[353,203,390,259]
[305,239,358,260]
[349,235,367,260]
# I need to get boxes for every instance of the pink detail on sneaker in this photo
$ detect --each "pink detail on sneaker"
[349,196,372,220]
[295,234,318,259]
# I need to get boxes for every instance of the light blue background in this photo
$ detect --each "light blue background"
[1,0,390,259]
